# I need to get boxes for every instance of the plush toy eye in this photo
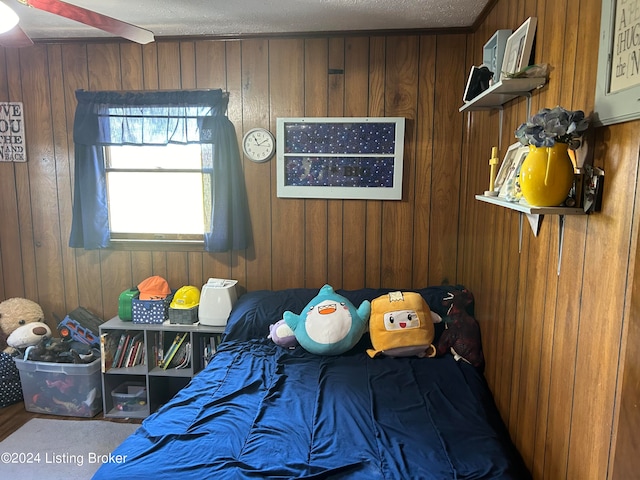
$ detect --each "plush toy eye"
[407,313,413,321]
[389,315,394,323]
[19,319,26,325]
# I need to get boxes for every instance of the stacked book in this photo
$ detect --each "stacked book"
[102,332,145,370]
[158,332,191,370]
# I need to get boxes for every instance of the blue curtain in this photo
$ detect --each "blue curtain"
[69,89,252,252]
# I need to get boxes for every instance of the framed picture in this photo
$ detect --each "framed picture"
[494,142,522,193]
[594,0,640,126]
[463,65,493,102]
[501,17,537,77]
[483,29,512,83]
[276,117,405,200]
[498,145,530,199]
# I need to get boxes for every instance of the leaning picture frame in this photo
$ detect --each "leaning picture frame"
[494,142,522,194]
[501,17,537,77]
[276,117,405,200]
[498,145,530,199]
[594,0,640,126]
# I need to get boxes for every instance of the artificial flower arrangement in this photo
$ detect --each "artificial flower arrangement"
[515,105,590,149]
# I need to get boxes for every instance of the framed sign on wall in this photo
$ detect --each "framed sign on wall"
[594,0,640,126]
[276,117,405,200]
[0,102,27,162]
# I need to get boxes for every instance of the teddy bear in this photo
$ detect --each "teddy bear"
[0,297,48,354]
[0,297,50,408]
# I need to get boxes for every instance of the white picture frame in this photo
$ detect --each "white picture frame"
[594,0,640,126]
[501,17,538,77]
[483,29,512,83]
[498,145,530,199]
[494,142,522,194]
[276,117,405,200]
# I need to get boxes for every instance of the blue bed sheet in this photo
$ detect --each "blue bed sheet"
[93,286,529,479]
[93,340,528,479]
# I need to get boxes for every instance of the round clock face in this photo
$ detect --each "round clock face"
[243,128,275,163]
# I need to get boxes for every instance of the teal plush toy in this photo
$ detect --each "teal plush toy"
[284,284,371,356]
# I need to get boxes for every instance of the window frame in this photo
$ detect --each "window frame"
[103,144,210,244]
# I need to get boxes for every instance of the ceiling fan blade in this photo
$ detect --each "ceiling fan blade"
[0,24,35,48]
[25,0,155,44]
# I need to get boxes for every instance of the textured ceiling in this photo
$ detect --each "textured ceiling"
[7,0,491,40]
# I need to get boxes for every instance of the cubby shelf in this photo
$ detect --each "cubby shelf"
[99,316,225,419]
[459,77,547,112]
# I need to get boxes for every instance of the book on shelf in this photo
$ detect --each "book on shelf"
[202,333,223,367]
[117,334,133,368]
[159,332,188,370]
[170,342,191,369]
[100,332,119,372]
[111,333,128,369]
[133,340,145,366]
[126,336,144,367]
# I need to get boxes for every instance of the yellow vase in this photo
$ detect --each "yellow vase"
[519,143,575,207]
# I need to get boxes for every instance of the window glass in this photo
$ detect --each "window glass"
[106,144,206,240]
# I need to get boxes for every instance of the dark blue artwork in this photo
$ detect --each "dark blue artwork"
[284,122,396,154]
[283,122,397,188]
[285,156,394,187]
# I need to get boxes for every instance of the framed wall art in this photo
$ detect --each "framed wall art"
[276,117,405,200]
[594,0,640,126]
[501,17,537,77]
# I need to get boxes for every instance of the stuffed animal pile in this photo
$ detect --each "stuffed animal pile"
[267,285,484,371]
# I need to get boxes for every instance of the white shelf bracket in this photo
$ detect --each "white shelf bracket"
[557,215,565,275]
[498,107,504,150]
[518,213,523,253]
[525,92,533,119]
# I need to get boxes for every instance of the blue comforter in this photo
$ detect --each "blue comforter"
[93,286,529,479]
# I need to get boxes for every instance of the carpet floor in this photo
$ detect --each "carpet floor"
[0,417,140,479]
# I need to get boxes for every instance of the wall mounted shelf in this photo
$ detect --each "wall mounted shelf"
[459,77,547,112]
[474,194,584,215]
[475,194,585,275]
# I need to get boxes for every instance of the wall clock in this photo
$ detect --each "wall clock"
[242,128,275,163]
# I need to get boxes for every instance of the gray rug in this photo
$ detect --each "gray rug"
[0,418,140,479]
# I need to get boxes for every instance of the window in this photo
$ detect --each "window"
[106,144,209,242]
[70,89,251,252]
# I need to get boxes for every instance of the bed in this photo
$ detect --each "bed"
[93,285,530,479]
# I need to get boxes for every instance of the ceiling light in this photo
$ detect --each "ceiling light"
[0,2,20,35]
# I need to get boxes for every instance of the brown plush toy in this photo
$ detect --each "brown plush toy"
[0,297,47,354]
[0,297,48,408]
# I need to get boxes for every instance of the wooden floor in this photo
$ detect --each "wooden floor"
[0,401,142,442]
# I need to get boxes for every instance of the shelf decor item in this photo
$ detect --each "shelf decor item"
[515,106,590,207]
[483,29,512,83]
[501,17,537,78]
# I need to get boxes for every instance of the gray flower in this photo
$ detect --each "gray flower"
[515,106,589,149]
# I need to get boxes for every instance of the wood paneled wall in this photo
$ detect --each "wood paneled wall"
[461,0,640,479]
[0,36,465,321]
[1,0,639,478]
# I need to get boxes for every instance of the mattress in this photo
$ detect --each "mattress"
[92,285,530,479]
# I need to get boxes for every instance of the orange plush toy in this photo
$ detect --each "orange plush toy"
[367,291,436,358]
